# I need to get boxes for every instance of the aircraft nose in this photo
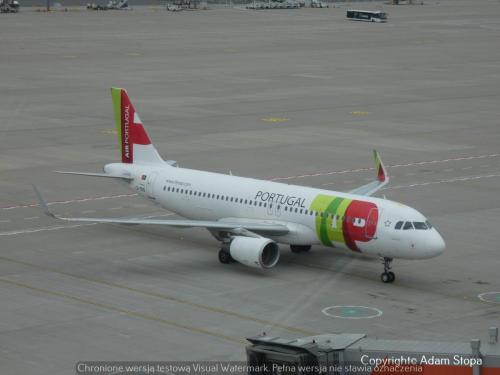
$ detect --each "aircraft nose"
[428,231,446,257]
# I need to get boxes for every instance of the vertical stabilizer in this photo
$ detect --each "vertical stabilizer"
[111,87,164,165]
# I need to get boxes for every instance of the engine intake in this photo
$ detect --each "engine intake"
[229,237,280,269]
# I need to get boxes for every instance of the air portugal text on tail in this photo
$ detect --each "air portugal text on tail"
[36,88,446,284]
[111,87,163,165]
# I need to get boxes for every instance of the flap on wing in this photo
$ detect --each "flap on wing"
[348,150,389,196]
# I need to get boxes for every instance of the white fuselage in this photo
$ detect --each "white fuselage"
[105,162,445,260]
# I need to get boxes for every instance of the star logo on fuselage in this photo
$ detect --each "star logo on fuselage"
[384,220,392,227]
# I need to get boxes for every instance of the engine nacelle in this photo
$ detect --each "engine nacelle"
[229,237,280,269]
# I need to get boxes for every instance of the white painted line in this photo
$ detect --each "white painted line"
[0,212,176,237]
[0,223,97,236]
[109,207,123,211]
[383,173,500,190]
[1,193,138,211]
[23,216,40,220]
[269,153,500,181]
[0,219,12,223]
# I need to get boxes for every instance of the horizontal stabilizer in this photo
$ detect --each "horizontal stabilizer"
[55,171,133,181]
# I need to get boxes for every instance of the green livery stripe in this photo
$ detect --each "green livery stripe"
[319,197,343,246]
[373,149,380,168]
[310,194,352,246]
[111,88,122,149]
[332,199,351,243]
[310,195,334,245]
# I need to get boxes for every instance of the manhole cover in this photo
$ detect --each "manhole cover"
[322,305,382,319]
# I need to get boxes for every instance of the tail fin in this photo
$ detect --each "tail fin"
[111,87,164,165]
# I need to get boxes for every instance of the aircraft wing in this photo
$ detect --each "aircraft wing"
[33,186,289,236]
[348,150,389,196]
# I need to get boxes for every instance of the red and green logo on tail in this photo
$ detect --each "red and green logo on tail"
[111,87,152,164]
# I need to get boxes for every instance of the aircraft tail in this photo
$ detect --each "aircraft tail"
[111,87,164,165]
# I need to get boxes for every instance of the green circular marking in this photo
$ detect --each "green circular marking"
[478,292,500,304]
[322,305,382,319]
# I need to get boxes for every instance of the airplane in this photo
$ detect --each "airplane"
[33,87,446,283]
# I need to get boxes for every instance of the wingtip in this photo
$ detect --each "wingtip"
[372,150,388,183]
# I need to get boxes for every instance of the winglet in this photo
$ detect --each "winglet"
[32,185,56,219]
[373,150,388,183]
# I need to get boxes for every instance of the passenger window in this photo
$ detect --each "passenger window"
[403,222,414,230]
[244,199,248,204]
[259,202,262,207]
[395,221,403,230]
[163,186,166,191]
[263,203,267,208]
[240,198,243,203]
[284,206,288,211]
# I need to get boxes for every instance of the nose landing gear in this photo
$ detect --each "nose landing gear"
[380,257,395,283]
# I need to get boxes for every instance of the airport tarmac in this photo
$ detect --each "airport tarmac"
[1,1,500,373]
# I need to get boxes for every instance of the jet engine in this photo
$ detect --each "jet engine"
[229,237,280,269]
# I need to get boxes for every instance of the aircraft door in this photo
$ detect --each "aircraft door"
[146,172,158,198]
[365,207,379,239]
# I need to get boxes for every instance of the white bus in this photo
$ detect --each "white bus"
[346,10,387,23]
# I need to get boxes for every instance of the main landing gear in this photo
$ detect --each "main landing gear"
[218,249,233,264]
[380,257,395,283]
[290,245,311,253]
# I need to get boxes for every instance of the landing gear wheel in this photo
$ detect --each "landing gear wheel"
[380,257,395,283]
[381,272,391,283]
[218,249,233,264]
[290,245,312,253]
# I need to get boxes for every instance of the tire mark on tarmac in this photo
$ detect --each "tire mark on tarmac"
[0,277,245,344]
[0,256,316,336]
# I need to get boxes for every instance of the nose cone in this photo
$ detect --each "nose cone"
[427,231,446,258]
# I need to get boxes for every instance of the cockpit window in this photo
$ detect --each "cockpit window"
[395,221,403,230]
[426,220,433,229]
[403,221,414,230]
[413,222,428,230]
